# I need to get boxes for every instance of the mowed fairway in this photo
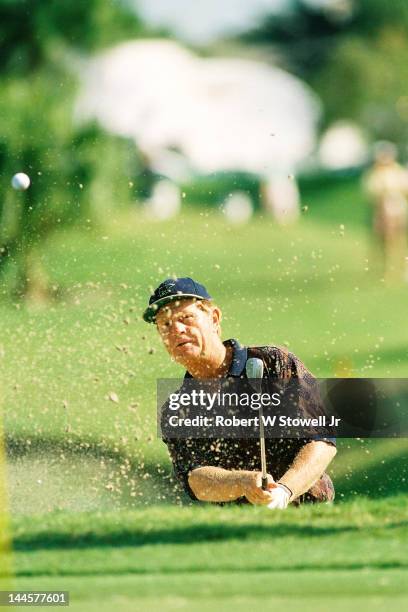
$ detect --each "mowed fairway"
[9,499,408,611]
[1,177,408,610]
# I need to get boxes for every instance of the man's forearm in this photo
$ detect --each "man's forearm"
[188,466,245,502]
[278,440,337,501]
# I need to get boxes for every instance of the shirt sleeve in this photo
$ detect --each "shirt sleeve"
[291,351,337,446]
[162,436,206,500]
[313,437,337,446]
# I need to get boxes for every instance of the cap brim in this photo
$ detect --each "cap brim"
[143,294,209,323]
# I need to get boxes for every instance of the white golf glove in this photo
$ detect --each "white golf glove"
[267,483,291,510]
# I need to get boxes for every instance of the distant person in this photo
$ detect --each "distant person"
[260,174,300,225]
[364,142,408,281]
[143,277,336,509]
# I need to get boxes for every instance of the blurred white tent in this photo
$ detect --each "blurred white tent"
[76,39,321,178]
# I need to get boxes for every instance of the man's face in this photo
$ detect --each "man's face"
[156,299,220,364]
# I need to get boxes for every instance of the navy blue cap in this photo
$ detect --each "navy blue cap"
[143,277,212,323]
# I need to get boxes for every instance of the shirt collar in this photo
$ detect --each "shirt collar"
[226,338,248,376]
[184,338,247,378]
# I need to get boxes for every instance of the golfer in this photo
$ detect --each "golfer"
[144,277,336,509]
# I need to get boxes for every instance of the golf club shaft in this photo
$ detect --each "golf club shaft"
[259,404,268,489]
[245,358,268,490]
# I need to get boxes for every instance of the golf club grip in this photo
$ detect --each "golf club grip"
[261,476,268,490]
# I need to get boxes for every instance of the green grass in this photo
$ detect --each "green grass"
[4,498,408,611]
[1,175,408,609]
[1,200,407,466]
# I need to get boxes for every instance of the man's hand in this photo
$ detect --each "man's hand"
[239,471,276,505]
[266,484,291,509]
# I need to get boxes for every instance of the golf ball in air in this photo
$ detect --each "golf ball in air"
[11,172,31,191]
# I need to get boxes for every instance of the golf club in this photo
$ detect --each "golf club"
[245,357,268,490]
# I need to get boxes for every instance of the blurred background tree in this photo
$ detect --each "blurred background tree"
[241,0,408,147]
[0,0,149,299]
[0,0,145,74]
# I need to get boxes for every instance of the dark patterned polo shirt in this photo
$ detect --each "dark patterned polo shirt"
[162,339,335,504]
